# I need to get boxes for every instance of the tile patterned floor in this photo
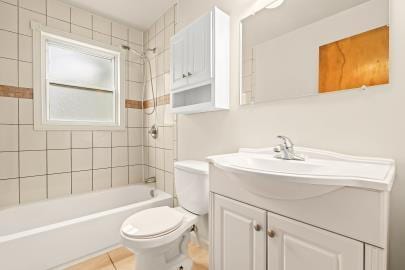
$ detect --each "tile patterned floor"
[66,243,208,270]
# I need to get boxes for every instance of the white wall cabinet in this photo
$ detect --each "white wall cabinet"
[170,7,229,114]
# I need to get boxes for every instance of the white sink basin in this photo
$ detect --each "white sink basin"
[207,147,395,200]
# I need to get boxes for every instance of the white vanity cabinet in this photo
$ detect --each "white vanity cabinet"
[212,195,267,270]
[170,7,229,114]
[208,147,394,270]
[212,194,363,270]
[267,212,363,270]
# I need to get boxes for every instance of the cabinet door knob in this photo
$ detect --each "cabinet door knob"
[188,72,192,76]
[182,74,187,78]
[253,223,262,231]
[267,229,276,238]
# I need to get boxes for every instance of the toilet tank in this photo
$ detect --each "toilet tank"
[174,160,209,215]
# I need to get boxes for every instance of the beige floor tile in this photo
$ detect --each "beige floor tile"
[68,244,208,270]
[108,247,135,270]
[65,254,115,270]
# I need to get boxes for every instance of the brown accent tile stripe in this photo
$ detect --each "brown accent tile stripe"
[143,94,170,109]
[125,99,143,109]
[0,85,170,109]
[0,85,33,99]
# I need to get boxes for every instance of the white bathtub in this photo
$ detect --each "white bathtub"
[0,184,172,270]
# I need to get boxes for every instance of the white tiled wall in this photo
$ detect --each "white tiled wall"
[143,5,178,204]
[0,0,145,208]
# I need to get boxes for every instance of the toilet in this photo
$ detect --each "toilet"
[120,160,209,270]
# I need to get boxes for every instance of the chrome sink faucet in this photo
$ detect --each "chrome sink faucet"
[274,136,305,161]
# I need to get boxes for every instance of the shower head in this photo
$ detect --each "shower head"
[121,45,157,57]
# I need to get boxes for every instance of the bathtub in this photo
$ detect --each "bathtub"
[0,184,172,270]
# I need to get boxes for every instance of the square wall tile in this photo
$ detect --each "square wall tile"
[0,97,18,124]
[128,128,142,146]
[0,125,18,151]
[72,170,92,194]
[0,30,17,59]
[112,166,128,187]
[164,149,174,173]
[20,150,46,177]
[19,98,33,124]
[0,152,18,179]
[46,17,70,32]
[0,58,18,86]
[156,169,164,190]
[0,2,17,32]
[156,16,164,34]
[47,131,70,149]
[129,146,142,165]
[93,15,111,35]
[20,175,46,203]
[72,148,92,171]
[165,6,175,26]
[47,149,71,174]
[18,61,32,88]
[129,28,143,45]
[93,131,111,147]
[112,131,128,147]
[164,172,174,195]
[48,173,71,198]
[47,0,71,22]
[71,7,92,29]
[93,148,111,169]
[0,179,19,208]
[1,0,17,6]
[19,125,46,151]
[129,165,142,184]
[72,131,92,148]
[164,126,174,149]
[112,22,128,40]
[20,0,46,14]
[71,25,92,39]
[127,109,142,127]
[93,32,110,44]
[156,148,164,170]
[19,8,46,36]
[93,168,111,190]
[112,147,128,167]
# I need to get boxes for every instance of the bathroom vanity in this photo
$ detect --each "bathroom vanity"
[208,147,395,270]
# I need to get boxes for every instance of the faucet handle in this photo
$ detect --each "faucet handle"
[273,145,283,153]
[277,135,294,149]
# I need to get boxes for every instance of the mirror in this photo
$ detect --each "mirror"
[240,0,389,105]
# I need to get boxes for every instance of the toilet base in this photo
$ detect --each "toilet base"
[129,231,193,270]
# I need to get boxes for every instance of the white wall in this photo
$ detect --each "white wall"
[254,0,388,102]
[176,0,405,269]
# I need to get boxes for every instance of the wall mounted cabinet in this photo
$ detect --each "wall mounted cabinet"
[170,7,229,114]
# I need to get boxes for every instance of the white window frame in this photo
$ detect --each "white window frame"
[31,21,126,130]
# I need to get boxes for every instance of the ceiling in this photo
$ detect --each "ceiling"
[63,0,177,30]
[243,0,377,47]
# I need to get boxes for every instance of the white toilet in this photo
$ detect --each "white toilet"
[120,160,209,270]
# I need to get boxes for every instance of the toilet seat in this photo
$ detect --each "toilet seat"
[121,206,185,239]
[121,207,198,250]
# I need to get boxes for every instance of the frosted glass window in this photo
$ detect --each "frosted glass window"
[48,84,114,122]
[48,43,114,91]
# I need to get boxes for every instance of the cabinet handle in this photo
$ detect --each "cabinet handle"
[182,74,187,78]
[267,229,276,238]
[188,72,193,76]
[253,223,262,232]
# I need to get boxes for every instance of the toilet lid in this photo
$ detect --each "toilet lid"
[122,206,185,239]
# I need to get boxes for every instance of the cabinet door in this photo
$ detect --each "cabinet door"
[187,12,212,86]
[267,212,363,270]
[213,195,266,270]
[171,31,188,90]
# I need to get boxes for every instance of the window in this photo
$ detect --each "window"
[32,22,126,130]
